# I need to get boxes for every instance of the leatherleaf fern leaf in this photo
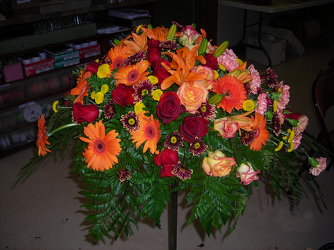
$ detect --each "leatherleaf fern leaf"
[74,162,142,241]
[186,167,243,236]
[131,163,170,223]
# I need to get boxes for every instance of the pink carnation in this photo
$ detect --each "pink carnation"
[277,83,290,110]
[217,48,239,71]
[255,93,268,115]
[276,109,285,125]
[293,133,302,150]
[309,157,327,176]
[248,64,261,94]
[293,115,308,134]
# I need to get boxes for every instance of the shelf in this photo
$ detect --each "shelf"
[0,0,157,27]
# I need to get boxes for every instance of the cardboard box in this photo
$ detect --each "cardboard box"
[112,16,152,28]
[11,0,39,10]
[3,62,24,83]
[78,44,101,59]
[246,35,284,66]
[55,58,79,69]
[23,58,54,76]
[270,14,322,48]
[47,50,79,63]
[254,25,305,56]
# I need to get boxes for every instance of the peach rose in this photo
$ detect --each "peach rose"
[177,81,208,114]
[213,117,238,138]
[190,65,215,89]
[236,162,260,185]
[202,150,236,177]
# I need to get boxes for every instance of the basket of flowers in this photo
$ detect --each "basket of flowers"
[20,22,330,242]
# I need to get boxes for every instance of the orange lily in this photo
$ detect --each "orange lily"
[169,45,206,70]
[141,26,170,41]
[195,28,207,44]
[160,47,207,90]
[229,110,257,135]
[70,71,92,104]
[123,30,148,55]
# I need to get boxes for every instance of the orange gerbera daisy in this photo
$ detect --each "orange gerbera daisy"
[79,120,122,171]
[250,112,270,151]
[212,75,247,113]
[114,60,150,86]
[70,71,92,104]
[123,30,148,55]
[106,45,131,70]
[36,114,51,156]
[130,113,161,154]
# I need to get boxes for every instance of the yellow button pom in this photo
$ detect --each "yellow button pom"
[134,102,145,114]
[101,84,109,94]
[97,64,110,79]
[95,92,104,104]
[242,99,255,111]
[91,91,96,100]
[148,75,159,85]
[152,89,163,101]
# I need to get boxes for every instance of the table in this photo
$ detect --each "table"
[219,0,334,66]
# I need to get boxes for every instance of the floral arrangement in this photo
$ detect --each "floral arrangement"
[21,23,330,241]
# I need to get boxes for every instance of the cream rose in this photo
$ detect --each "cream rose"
[202,150,236,177]
[177,81,208,114]
[190,65,215,90]
[236,162,260,185]
[213,117,238,138]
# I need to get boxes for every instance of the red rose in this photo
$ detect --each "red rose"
[112,84,135,106]
[203,54,219,70]
[147,39,162,64]
[152,59,171,86]
[72,102,99,124]
[154,148,179,177]
[85,61,101,73]
[157,92,186,124]
[179,116,209,143]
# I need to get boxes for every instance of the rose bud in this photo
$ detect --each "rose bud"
[154,148,180,177]
[112,84,135,106]
[214,117,238,138]
[236,162,260,185]
[179,116,209,143]
[157,91,186,124]
[202,150,236,177]
[72,103,99,124]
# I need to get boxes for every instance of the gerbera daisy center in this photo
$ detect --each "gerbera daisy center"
[128,69,139,82]
[144,125,156,139]
[94,139,106,154]
[113,58,123,68]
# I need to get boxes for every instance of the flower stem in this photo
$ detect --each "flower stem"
[48,123,77,137]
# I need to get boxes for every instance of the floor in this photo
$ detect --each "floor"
[0,42,334,250]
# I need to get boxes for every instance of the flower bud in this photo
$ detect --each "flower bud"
[167,24,177,41]
[208,93,223,105]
